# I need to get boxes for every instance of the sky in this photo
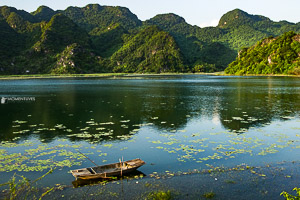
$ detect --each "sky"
[1,0,299,27]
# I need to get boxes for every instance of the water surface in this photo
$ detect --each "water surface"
[0,75,299,199]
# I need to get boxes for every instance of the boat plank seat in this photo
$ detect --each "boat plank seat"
[126,161,136,165]
[73,169,90,176]
[88,168,97,174]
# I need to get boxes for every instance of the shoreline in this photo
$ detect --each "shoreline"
[0,72,299,80]
[1,160,298,199]
[0,73,220,80]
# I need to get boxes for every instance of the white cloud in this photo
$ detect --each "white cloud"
[199,19,219,28]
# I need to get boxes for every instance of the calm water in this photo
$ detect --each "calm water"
[0,75,300,199]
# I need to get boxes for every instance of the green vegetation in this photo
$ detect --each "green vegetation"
[62,4,142,31]
[146,190,173,200]
[33,13,90,53]
[31,6,56,22]
[225,180,236,184]
[0,169,54,200]
[52,43,107,74]
[0,73,127,79]
[225,31,300,75]
[89,23,128,57]
[0,140,86,172]
[144,13,236,71]
[0,5,299,75]
[216,9,300,50]
[110,26,185,73]
[202,192,216,199]
[281,188,300,200]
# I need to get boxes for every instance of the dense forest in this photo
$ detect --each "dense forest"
[225,31,300,75]
[0,4,299,74]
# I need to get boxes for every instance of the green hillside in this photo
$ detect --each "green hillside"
[216,9,300,50]
[110,26,185,73]
[33,13,90,53]
[144,9,299,71]
[31,6,57,22]
[225,31,300,75]
[0,4,299,75]
[89,23,128,58]
[62,4,142,31]
[52,43,104,74]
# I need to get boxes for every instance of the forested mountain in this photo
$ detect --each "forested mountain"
[144,14,236,69]
[216,9,300,50]
[31,6,56,22]
[225,31,300,75]
[0,4,299,75]
[110,26,185,73]
[62,4,142,31]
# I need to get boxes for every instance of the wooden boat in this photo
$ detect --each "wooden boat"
[71,158,145,180]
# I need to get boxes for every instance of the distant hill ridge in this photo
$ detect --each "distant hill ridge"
[0,4,299,74]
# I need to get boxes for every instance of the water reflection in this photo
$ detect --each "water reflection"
[218,77,300,132]
[0,76,299,142]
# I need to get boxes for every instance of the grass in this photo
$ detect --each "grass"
[0,71,229,80]
[1,71,299,80]
[0,169,54,200]
[0,73,129,80]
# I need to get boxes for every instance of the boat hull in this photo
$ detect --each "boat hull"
[71,158,145,180]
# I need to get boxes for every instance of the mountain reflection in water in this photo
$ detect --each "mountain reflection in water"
[0,75,299,143]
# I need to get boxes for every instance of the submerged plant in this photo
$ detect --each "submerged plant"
[224,180,236,184]
[0,169,54,200]
[203,191,216,199]
[147,190,173,200]
[281,188,300,200]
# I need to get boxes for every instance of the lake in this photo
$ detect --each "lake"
[0,75,299,199]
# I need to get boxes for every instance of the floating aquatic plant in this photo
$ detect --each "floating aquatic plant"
[281,187,300,200]
[0,142,86,172]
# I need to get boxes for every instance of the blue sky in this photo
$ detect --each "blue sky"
[1,0,299,27]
